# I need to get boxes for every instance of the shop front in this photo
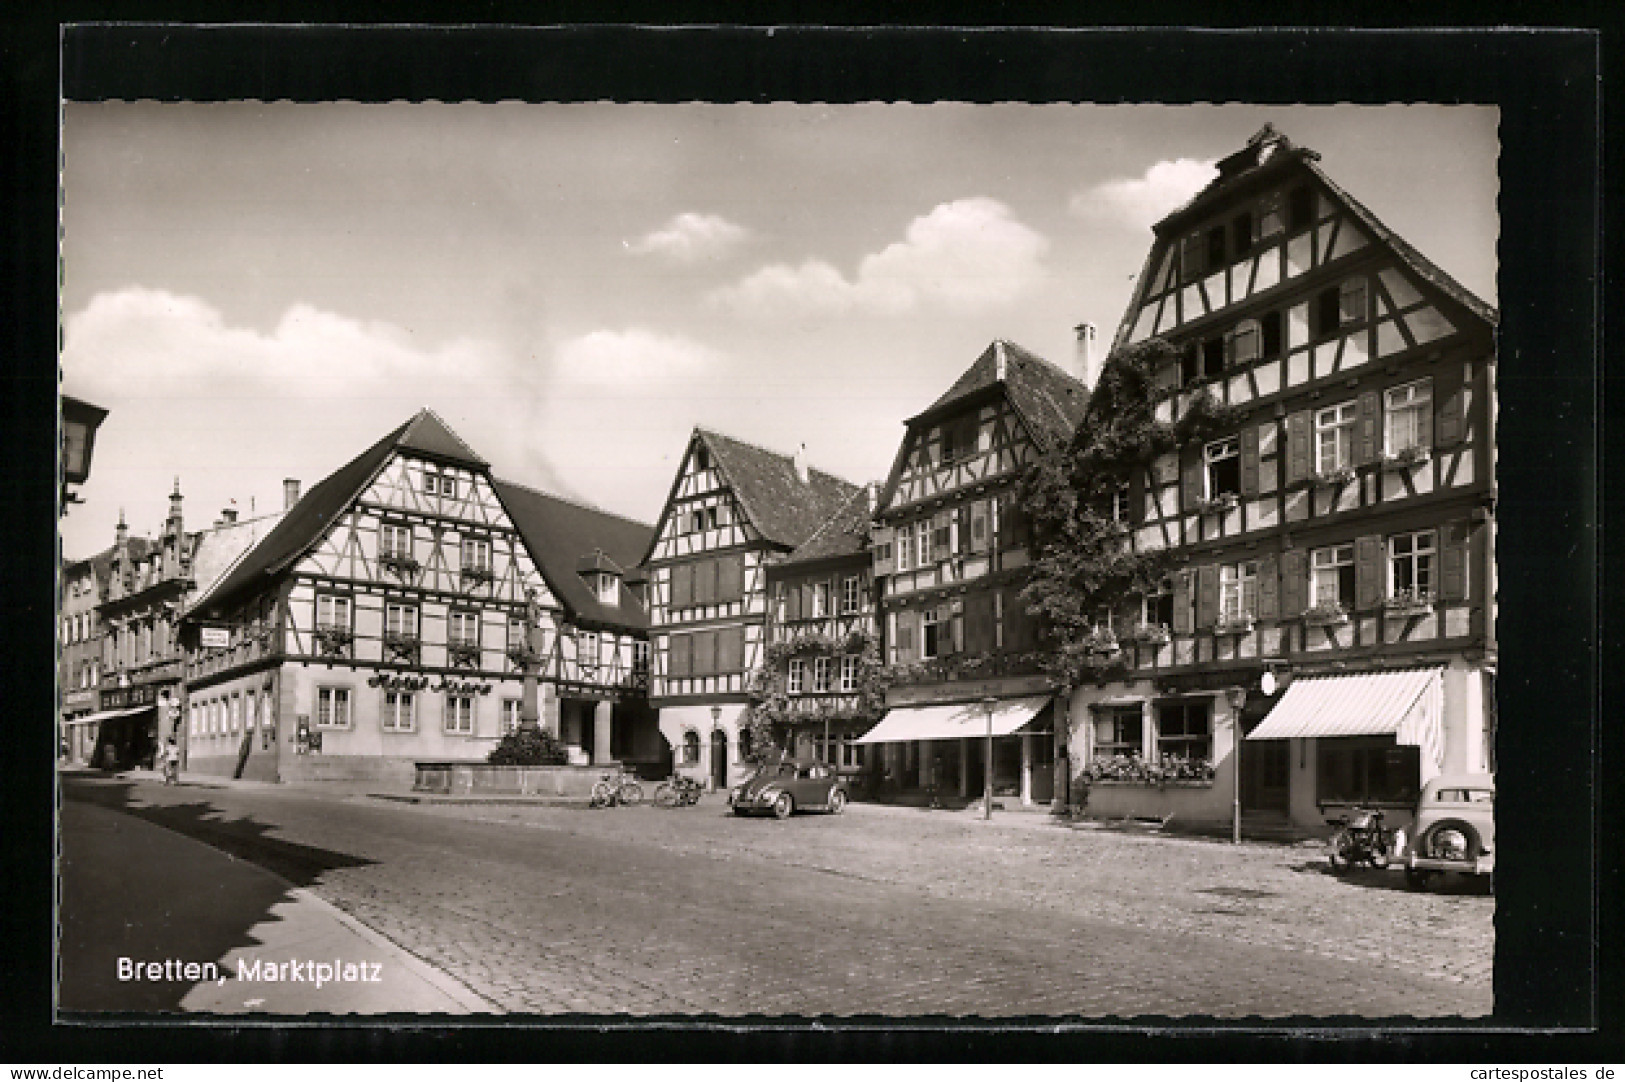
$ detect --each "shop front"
[855,694,1055,807]
[67,704,157,771]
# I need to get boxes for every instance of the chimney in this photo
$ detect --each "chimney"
[221,506,239,524]
[167,478,184,531]
[793,443,809,484]
[1075,322,1101,389]
[283,478,301,511]
[994,340,1008,382]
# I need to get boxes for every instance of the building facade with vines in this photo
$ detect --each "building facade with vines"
[1066,126,1497,832]
[857,339,1091,807]
[178,409,657,784]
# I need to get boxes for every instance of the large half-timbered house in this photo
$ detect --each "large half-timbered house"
[1069,125,1497,833]
[857,339,1090,807]
[179,409,656,784]
[642,428,860,791]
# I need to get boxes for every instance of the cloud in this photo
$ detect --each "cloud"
[709,197,1048,318]
[629,212,749,263]
[1069,158,1217,228]
[551,328,720,388]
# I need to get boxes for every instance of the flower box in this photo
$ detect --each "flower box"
[1083,753,1216,786]
[447,640,482,669]
[379,554,420,580]
[313,627,353,658]
[506,646,541,671]
[1302,601,1350,627]
[1311,465,1358,488]
[1383,591,1434,617]
[383,632,421,662]
[460,565,494,587]
[1212,615,1254,636]
[1121,622,1171,646]
[1382,445,1432,470]
[1192,493,1239,516]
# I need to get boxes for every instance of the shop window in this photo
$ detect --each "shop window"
[1156,700,1212,761]
[1095,706,1142,759]
[1385,379,1433,454]
[1315,400,1358,473]
[787,658,805,695]
[1311,544,1357,608]
[445,694,475,735]
[317,686,351,729]
[1389,530,1436,601]
[1205,436,1241,499]
[1317,736,1420,805]
[382,691,416,733]
[1219,562,1258,623]
[682,730,701,764]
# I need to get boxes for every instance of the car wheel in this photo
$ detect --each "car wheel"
[1421,819,1482,862]
[828,789,847,815]
[1327,829,1354,873]
[772,792,794,820]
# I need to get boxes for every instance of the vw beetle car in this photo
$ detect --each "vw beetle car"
[1404,773,1494,890]
[730,759,848,818]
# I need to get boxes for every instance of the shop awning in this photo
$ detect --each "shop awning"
[856,695,1051,745]
[1246,667,1444,769]
[63,705,152,727]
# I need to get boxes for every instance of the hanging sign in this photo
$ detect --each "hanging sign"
[200,627,231,649]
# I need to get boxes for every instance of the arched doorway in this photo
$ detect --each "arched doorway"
[711,729,728,791]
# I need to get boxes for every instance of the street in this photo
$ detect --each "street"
[59,773,1493,1018]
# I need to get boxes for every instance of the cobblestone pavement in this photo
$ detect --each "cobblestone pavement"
[64,776,1493,1019]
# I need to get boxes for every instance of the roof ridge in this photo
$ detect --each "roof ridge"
[796,486,871,551]
[400,407,489,466]
[492,475,655,530]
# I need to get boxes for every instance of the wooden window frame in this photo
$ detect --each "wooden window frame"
[444,694,476,736]
[787,657,805,695]
[379,522,413,560]
[839,654,859,693]
[381,690,416,733]
[1156,699,1213,762]
[1389,530,1437,601]
[1384,378,1434,455]
[1315,400,1359,474]
[1219,561,1259,622]
[841,576,862,615]
[1094,705,1144,759]
[813,656,833,693]
[1311,544,1357,608]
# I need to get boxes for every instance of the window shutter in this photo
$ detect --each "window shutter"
[670,563,693,609]
[801,583,815,619]
[1356,389,1382,465]
[1256,552,1280,621]
[693,630,717,676]
[1435,364,1465,447]
[718,626,746,673]
[1239,423,1261,498]
[1171,570,1194,635]
[1439,523,1470,601]
[669,634,692,677]
[933,508,954,552]
[969,500,991,553]
[1284,411,1312,486]
[786,582,803,620]
[717,554,745,603]
[1181,446,1205,510]
[1279,549,1308,617]
[896,610,919,661]
[1354,534,1385,610]
[871,526,896,576]
[956,504,973,555]
[1129,468,1146,525]
[1195,564,1220,629]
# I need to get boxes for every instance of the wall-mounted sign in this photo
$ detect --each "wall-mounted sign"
[200,627,231,649]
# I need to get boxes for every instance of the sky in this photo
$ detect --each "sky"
[58,103,1499,561]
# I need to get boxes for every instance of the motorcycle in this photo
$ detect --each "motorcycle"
[1327,807,1395,873]
[654,774,705,808]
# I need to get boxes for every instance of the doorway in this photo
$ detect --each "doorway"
[1242,739,1291,814]
[711,729,728,791]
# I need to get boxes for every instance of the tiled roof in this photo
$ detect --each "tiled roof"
[695,428,863,551]
[396,408,489,467]
[493,479,653,632]
[781,485,875,568]
[186,512,287,608]
[912,339,1090,454]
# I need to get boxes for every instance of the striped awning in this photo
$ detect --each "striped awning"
[62,704,152,727]
[856,695,1051,745]
[1246,667,1444,771]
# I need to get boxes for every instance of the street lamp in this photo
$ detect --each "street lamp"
[1224,685,1247,845]
[61,395,108,513]
[710,704,722,792]
[981,695,998,821]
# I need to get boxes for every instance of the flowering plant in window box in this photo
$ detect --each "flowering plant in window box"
[506,644,541,671]
[1121,622,1171,645]
[447,640,481,669]
[378,553,420,580]
[1382,445,1432,470]
[1192,492,1239,516]
[1212,613,1255,636]
[1080,627,1121,657]
[1084,753,1215,786]
[1383,589,1434,617]
[1302,599,1350,626]
[313,626,353,657]
[460,565,494,587]
[382,632,421,661]
[1311,464,1358,488]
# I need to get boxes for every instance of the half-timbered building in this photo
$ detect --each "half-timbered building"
[1069,125,1497,834]
[857,339,1090,807]
[179,409,656,784]
[757,485,880,780]
[642,428,861,791]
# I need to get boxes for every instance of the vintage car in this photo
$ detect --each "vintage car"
[1404,773,1495,890]
[730,759,848,818]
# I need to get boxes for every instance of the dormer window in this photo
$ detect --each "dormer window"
[595,573,619,605]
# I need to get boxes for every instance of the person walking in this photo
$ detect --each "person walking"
[162,736,181,786]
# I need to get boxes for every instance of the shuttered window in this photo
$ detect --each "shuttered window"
[1195,564,1220,628]
[1434,363,1466,447]
[1389,531,1436,602]
[969,500,991,552]
[1385,379,1434,455]
[1257,553,1280,621]
[871,526,896,576]
[1172,571,1194,635]
[1354,535,1386,610]
[1315,401,1357,473]
[1239,425,1261,498]
[670,563,693,610]
[1279,549,1309,618]
[1284,411,1312,486]
[964,591,997,655]
[716,554,745,603]
[1439,524,1470,601]
[1232,319,1262,366]
[692,630,717,675]
[669,634,692,678]
[1311,544,1357,608]
[718,626,746,673]
[1356,389,1383,465]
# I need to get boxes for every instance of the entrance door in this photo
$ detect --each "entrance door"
[1242,739,1291,813]
[711,729,728,791]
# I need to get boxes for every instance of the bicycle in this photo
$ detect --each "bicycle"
[588,770,644,808]
[653,774,704,807]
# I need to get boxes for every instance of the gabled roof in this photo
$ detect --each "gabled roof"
[911,339,1089,454]
[494,478,653,632]
[189,414,416,610]
[780,485,875,568]
[396,408,488,467]
[1147,125,1497,330]
[187,512,287,608]
[693,428,863,551]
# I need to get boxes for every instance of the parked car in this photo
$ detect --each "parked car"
[730,759,848,819]
[1404,773,1494,890]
